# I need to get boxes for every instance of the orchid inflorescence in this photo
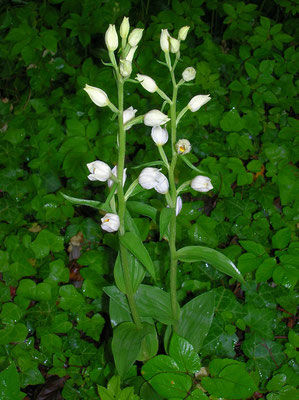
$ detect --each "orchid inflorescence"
[83,18,213,232]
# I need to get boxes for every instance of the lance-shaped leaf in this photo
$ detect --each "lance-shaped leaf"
[181,154,209,175]
[177,291,215,352]
[176,246,244,283]
[159,207,174,240]
[127,201,158,223]
[112,321,153,377]
[60,192,112,212]
[120,232,156,280]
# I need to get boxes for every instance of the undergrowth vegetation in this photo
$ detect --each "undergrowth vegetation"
[0,0,298,399]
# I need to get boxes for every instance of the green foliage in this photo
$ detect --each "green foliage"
[0,0,298,398]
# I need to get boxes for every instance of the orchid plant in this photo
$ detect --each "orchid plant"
[62,18,244,381]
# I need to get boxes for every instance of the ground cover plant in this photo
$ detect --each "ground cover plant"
[0,0,298,399]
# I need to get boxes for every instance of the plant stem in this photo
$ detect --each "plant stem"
[168,67,179,329]
[116,79,142,330]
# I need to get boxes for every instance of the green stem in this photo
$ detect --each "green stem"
[168,67,179,329]
[116,80,142,330]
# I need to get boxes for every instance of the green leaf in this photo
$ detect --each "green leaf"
[120,232,156,280]
[159,208,174,240]
[176,246,244,282]
[177,291,215,352]
[59,285,85,311]
[169,333,201,374]
[142,355,192,398]
[114,252,145,294]
[112,322,151,377]
[135,285,175,325]
[31,229,64,258]
[60,192,111,211]
[245,61,259,79]
[272,228,291,249]
[0,364,24,400]
[127,201,158,223]
[181,155,208,175]
[220,110,244,132]
[201,359,257,399]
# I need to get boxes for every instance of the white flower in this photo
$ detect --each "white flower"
[120,59,132,78]
[126,46,137,62]
[136,74,157,93]
[169,37,180,53]
[105,24,118,52]
[176,196,183,216]
[120,17,130,40]
[188,94,211,112]
[182,67,196,82]
[139,167,169,194]
[160,29,170,52]
[84,84,109,107]
[108,166,127,189]
[176,139,191,155]
[144,110,170,127]
[128,28,143,46]
[87,160,111,181]
[151,126,168,145]
[178,26,190,41]
[191,176,213,192]
[123,106,137,130]
[101,213,120,232]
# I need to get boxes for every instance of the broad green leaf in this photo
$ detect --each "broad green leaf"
[112,322,152,377]
[127,201,158,223]
[169,333,201,374]
[201,359,257,399]
[177,291,214,352]
[135,285,176,325]
[59,285,84,311]
[159,207,174,240]
[120,232,156,280]
[0,364,24,400]
[114,252,145,294]
[176,246,244,282]
[272,228,291,249]
[142,355,192,399]
[60,192,111,212]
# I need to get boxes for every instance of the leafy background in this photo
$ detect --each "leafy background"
[0,0,298,398]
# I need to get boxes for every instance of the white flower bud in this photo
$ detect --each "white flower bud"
[139,167,169,194]
[101,213,120,232]
[120,59,132,78]
[105,24,118,52]
[120,17,130,40]
[87,160,111,182]
[178,26,190,41]
[182,67,196,82]
[191,176,213,193]
[123,106,137,130]
[151,126,168,146]
[160,29,170,52]
[108,166,127,189]
[126,46,137,62]
[188,94,211,112]
[136,74,158,93]
[144,110,170,127]
[128,28,143,46]
[84,84,109,107]
[169,37,180,53]
[176,139,191,155]
[176,196,183,216]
